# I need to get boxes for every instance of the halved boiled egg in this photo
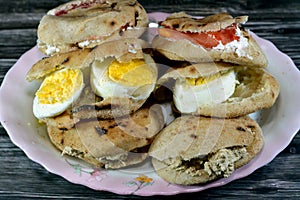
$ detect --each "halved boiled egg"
[174,70,237,113]
[90,54,157,101]
[33,68,84,119]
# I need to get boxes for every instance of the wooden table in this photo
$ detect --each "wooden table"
[1,0,299,199]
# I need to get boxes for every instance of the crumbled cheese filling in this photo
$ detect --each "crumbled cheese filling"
[166,147,247,178]
[37,39,60,56]
[78,40,90,48]
[212,28,253,59]
[97,152,129,168]
[98,152,128,163]
[204,147,247,177]
[78,39,103,48]
[62,146,84,157]
[78,27,136,48]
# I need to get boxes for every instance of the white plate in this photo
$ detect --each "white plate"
[0,12,300,196]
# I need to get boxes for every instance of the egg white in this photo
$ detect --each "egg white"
[90,54,157,101]
[33,69,84,119]
[174,70,236,113]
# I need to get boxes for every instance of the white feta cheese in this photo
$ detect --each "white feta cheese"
[45,45,60,55]
[78,39,103,48]
[78,40,90,48]
[37,40,60,55]
[212,27,253,59]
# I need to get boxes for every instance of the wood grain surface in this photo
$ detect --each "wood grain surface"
[0,0,299,199]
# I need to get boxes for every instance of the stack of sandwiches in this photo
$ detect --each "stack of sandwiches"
[26,0,280,185]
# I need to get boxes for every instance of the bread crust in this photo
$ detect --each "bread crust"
[149,115,264,185]
[26,48,91,81]
[160,12,248,33]
[83,38,149,65]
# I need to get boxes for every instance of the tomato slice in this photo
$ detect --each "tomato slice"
[54,1,98,16]
[158,25,239,49]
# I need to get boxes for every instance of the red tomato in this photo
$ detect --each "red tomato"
[158,25,239,49]
[55,2,96,16]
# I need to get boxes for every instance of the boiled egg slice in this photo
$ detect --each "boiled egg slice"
[174,70,236,113]
[90,54,157,101]
[33,68,84,119]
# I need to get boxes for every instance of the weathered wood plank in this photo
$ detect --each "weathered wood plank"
[0,0,68,13]
[0,13,43,29]
[1,0,299,13]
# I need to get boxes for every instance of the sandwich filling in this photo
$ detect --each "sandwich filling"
[165,146,247,178]
[158,25,251,59]
[96,145,150,169]
[158,13,252,59]
[37,24,137,56]
[173,69,237,113]
[158,24,240,49]
[90,54,157,101]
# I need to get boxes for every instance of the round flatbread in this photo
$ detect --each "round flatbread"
[149,115,264,185]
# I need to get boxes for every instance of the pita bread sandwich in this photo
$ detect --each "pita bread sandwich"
[152,12,267,67]
[154,62,279,118]
[149,115,264,185]
[45,104,165,169]
[37,0,149,55]
[27,38,158,121]
[71,38,158,120]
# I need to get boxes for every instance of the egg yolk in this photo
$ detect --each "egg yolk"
[186,70,233,86]
[186,73,221,86]
[36,68,83,104]
[108,59,155,87]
